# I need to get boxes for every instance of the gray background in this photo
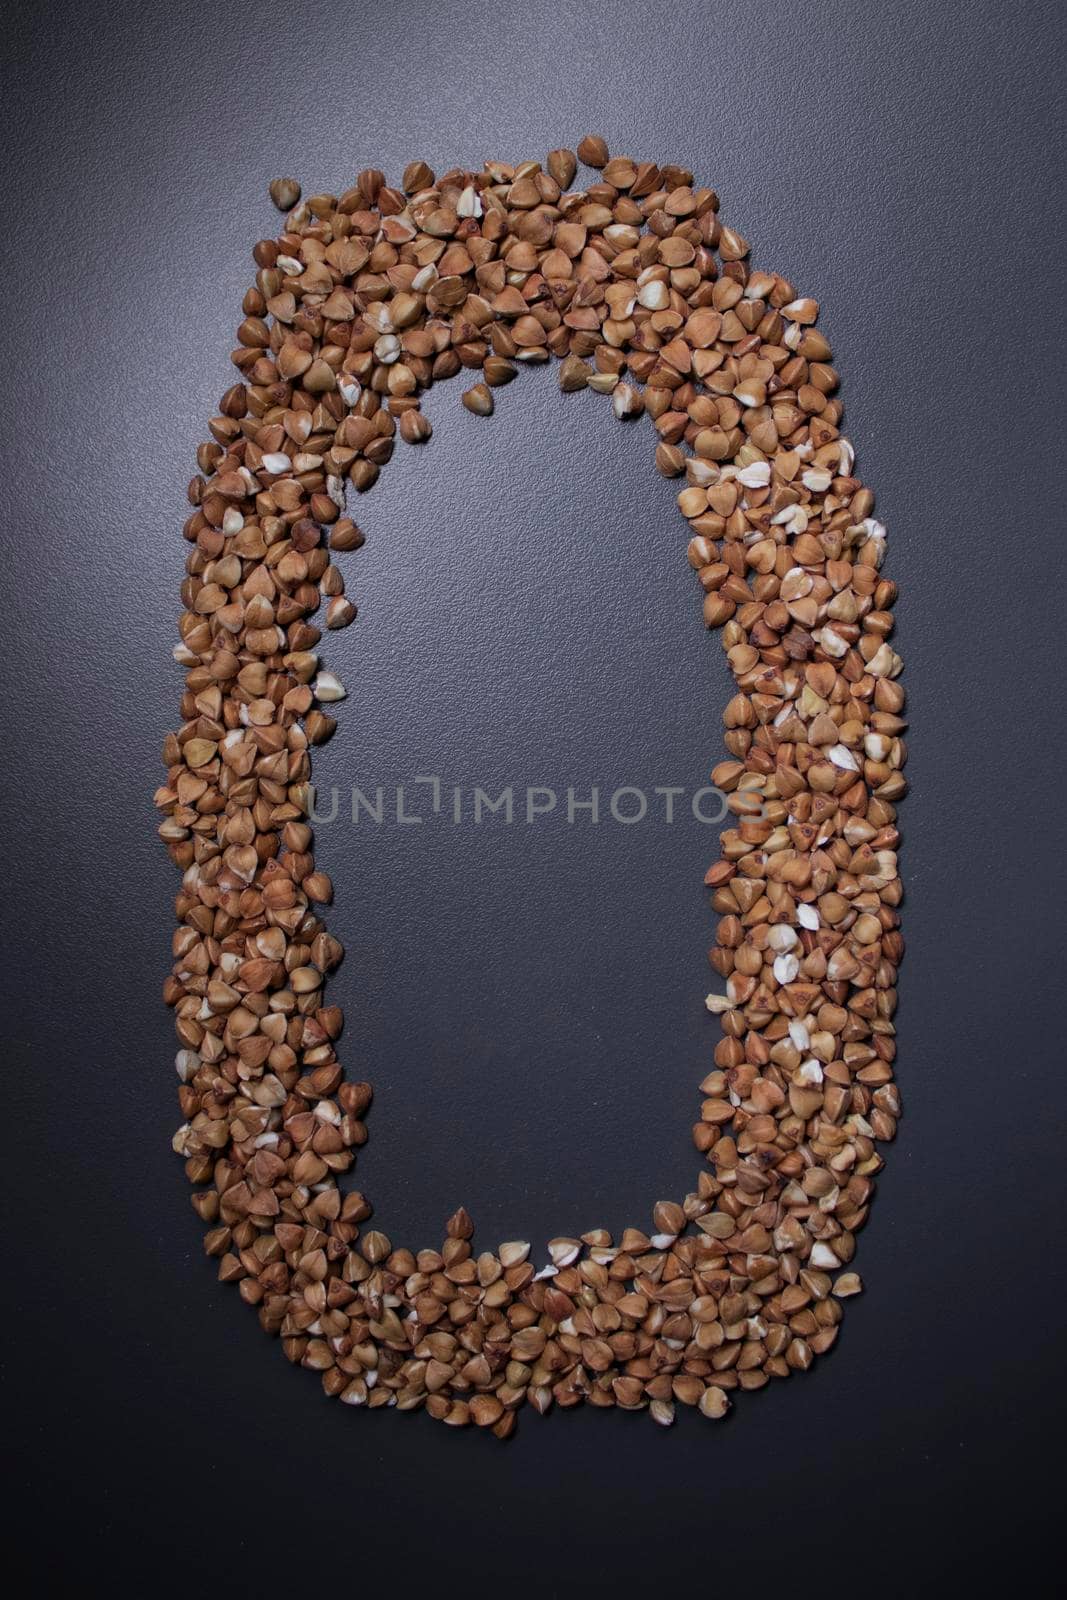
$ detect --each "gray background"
[3,0,1064,1589]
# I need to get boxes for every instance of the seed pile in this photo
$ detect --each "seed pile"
[157,142,904,1436]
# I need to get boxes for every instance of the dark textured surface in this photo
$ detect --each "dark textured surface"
[2,0,1064,1588]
